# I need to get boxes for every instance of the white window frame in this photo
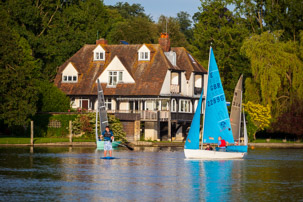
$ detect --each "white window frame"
[62,74,77,83]
[94,51,105,61]
[138,51,150,61]
[105,98,112,110]
[108,71,123,86]
[179,99,191,113]
[171,99,177,112]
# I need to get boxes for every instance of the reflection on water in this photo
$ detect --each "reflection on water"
[0,147,303,201]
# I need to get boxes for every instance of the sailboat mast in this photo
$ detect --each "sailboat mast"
[238,88,242,143]
[200,46,212,150]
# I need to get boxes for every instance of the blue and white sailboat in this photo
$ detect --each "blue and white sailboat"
[184,47,246,159]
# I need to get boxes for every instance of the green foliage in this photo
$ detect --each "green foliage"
[176,11,193,42]
[108,114,127,142]
[108,17,158,44]
[241,31,303,119]
[72,113,126,141]
[37,80,70,112]
[157,15,190,49]
[244,101,271,139]
[0,8,40,127]
[245,112,258,142]
[192,0,250,101]
[32,114,77,137]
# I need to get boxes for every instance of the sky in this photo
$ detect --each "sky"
[103,0,201,21]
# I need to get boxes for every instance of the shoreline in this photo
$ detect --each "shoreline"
[1,141,303,148]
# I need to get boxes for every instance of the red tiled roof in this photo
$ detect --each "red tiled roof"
[54,44,207,96]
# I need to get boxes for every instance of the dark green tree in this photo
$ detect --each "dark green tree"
[176,11,193,41]
[108,17,158,44]
[192,0,250,100]
[36,81,70,112]
[109,2,151,20]
[157,15,190,48]
[0,8,40,126]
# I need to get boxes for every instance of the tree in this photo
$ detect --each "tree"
[109,2,151,20]
[0,8,40,127]
[244,101,271,140]
[108,17,158,44]
[157,15,190,48]
[176,11,193,41]
[36,80,70,112]
[241,31,303,119]
[192,0,250,100]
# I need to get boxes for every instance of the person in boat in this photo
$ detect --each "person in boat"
[217,136,227,152]
[205,144,213,150]
[101,126,114,157]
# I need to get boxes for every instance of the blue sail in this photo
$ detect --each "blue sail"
[202,48,235,144]
[185,90,203,149]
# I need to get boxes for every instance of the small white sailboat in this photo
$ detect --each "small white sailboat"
[184,47,246,159]
[227,75,248,152]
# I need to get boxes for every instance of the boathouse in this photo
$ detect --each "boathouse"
[54,34,207,141]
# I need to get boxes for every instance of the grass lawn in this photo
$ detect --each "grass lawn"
[252,139,302,143]
[0,137,95,144]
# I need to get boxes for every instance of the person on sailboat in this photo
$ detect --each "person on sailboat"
[205,144,213,150]
[101,126,114,157]
[217,136,227,152]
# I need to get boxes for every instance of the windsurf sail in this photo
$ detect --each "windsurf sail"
[230,75,243,142]
[96,79,108,140]
[202,48,234,144]
[185,90,203,150]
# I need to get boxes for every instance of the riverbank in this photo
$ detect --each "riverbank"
[1,140,303,148]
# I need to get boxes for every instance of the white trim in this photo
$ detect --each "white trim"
[93,45,105,61]
[138,44,150,61]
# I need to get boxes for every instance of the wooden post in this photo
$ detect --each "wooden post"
[30,121,34,145]
[69,120,73,144]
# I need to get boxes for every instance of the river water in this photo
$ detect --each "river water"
[0,146,302,201]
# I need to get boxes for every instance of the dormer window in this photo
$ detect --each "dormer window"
[138,44,150,61]
[62,62,78,83]
[95,52,104,60]
[63,75,77,82]
[93,45,105,61]
[139,52,149,60]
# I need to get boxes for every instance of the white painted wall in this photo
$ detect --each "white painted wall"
[62,63,78,76]
[144,122,158,141]
[71,98,80,109]
[120,101,129,110]
[97,56,135,84]
[195,75,202,87]
[171,72,179,85]
[180,72,194,97]
[160,70,171,95]
[138,44,150,61]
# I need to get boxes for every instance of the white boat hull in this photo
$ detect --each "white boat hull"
[184,149,246,159]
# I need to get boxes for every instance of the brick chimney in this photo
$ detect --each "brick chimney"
[96,38,107,45]
[158,33,170,52]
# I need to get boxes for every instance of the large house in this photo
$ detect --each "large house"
[54,34,208,141]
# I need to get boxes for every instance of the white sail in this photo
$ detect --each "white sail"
[230,75,243,142]
[243,107,248,146]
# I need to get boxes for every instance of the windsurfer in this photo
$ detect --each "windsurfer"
[101,126,114,157]
[217,136,227,152]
